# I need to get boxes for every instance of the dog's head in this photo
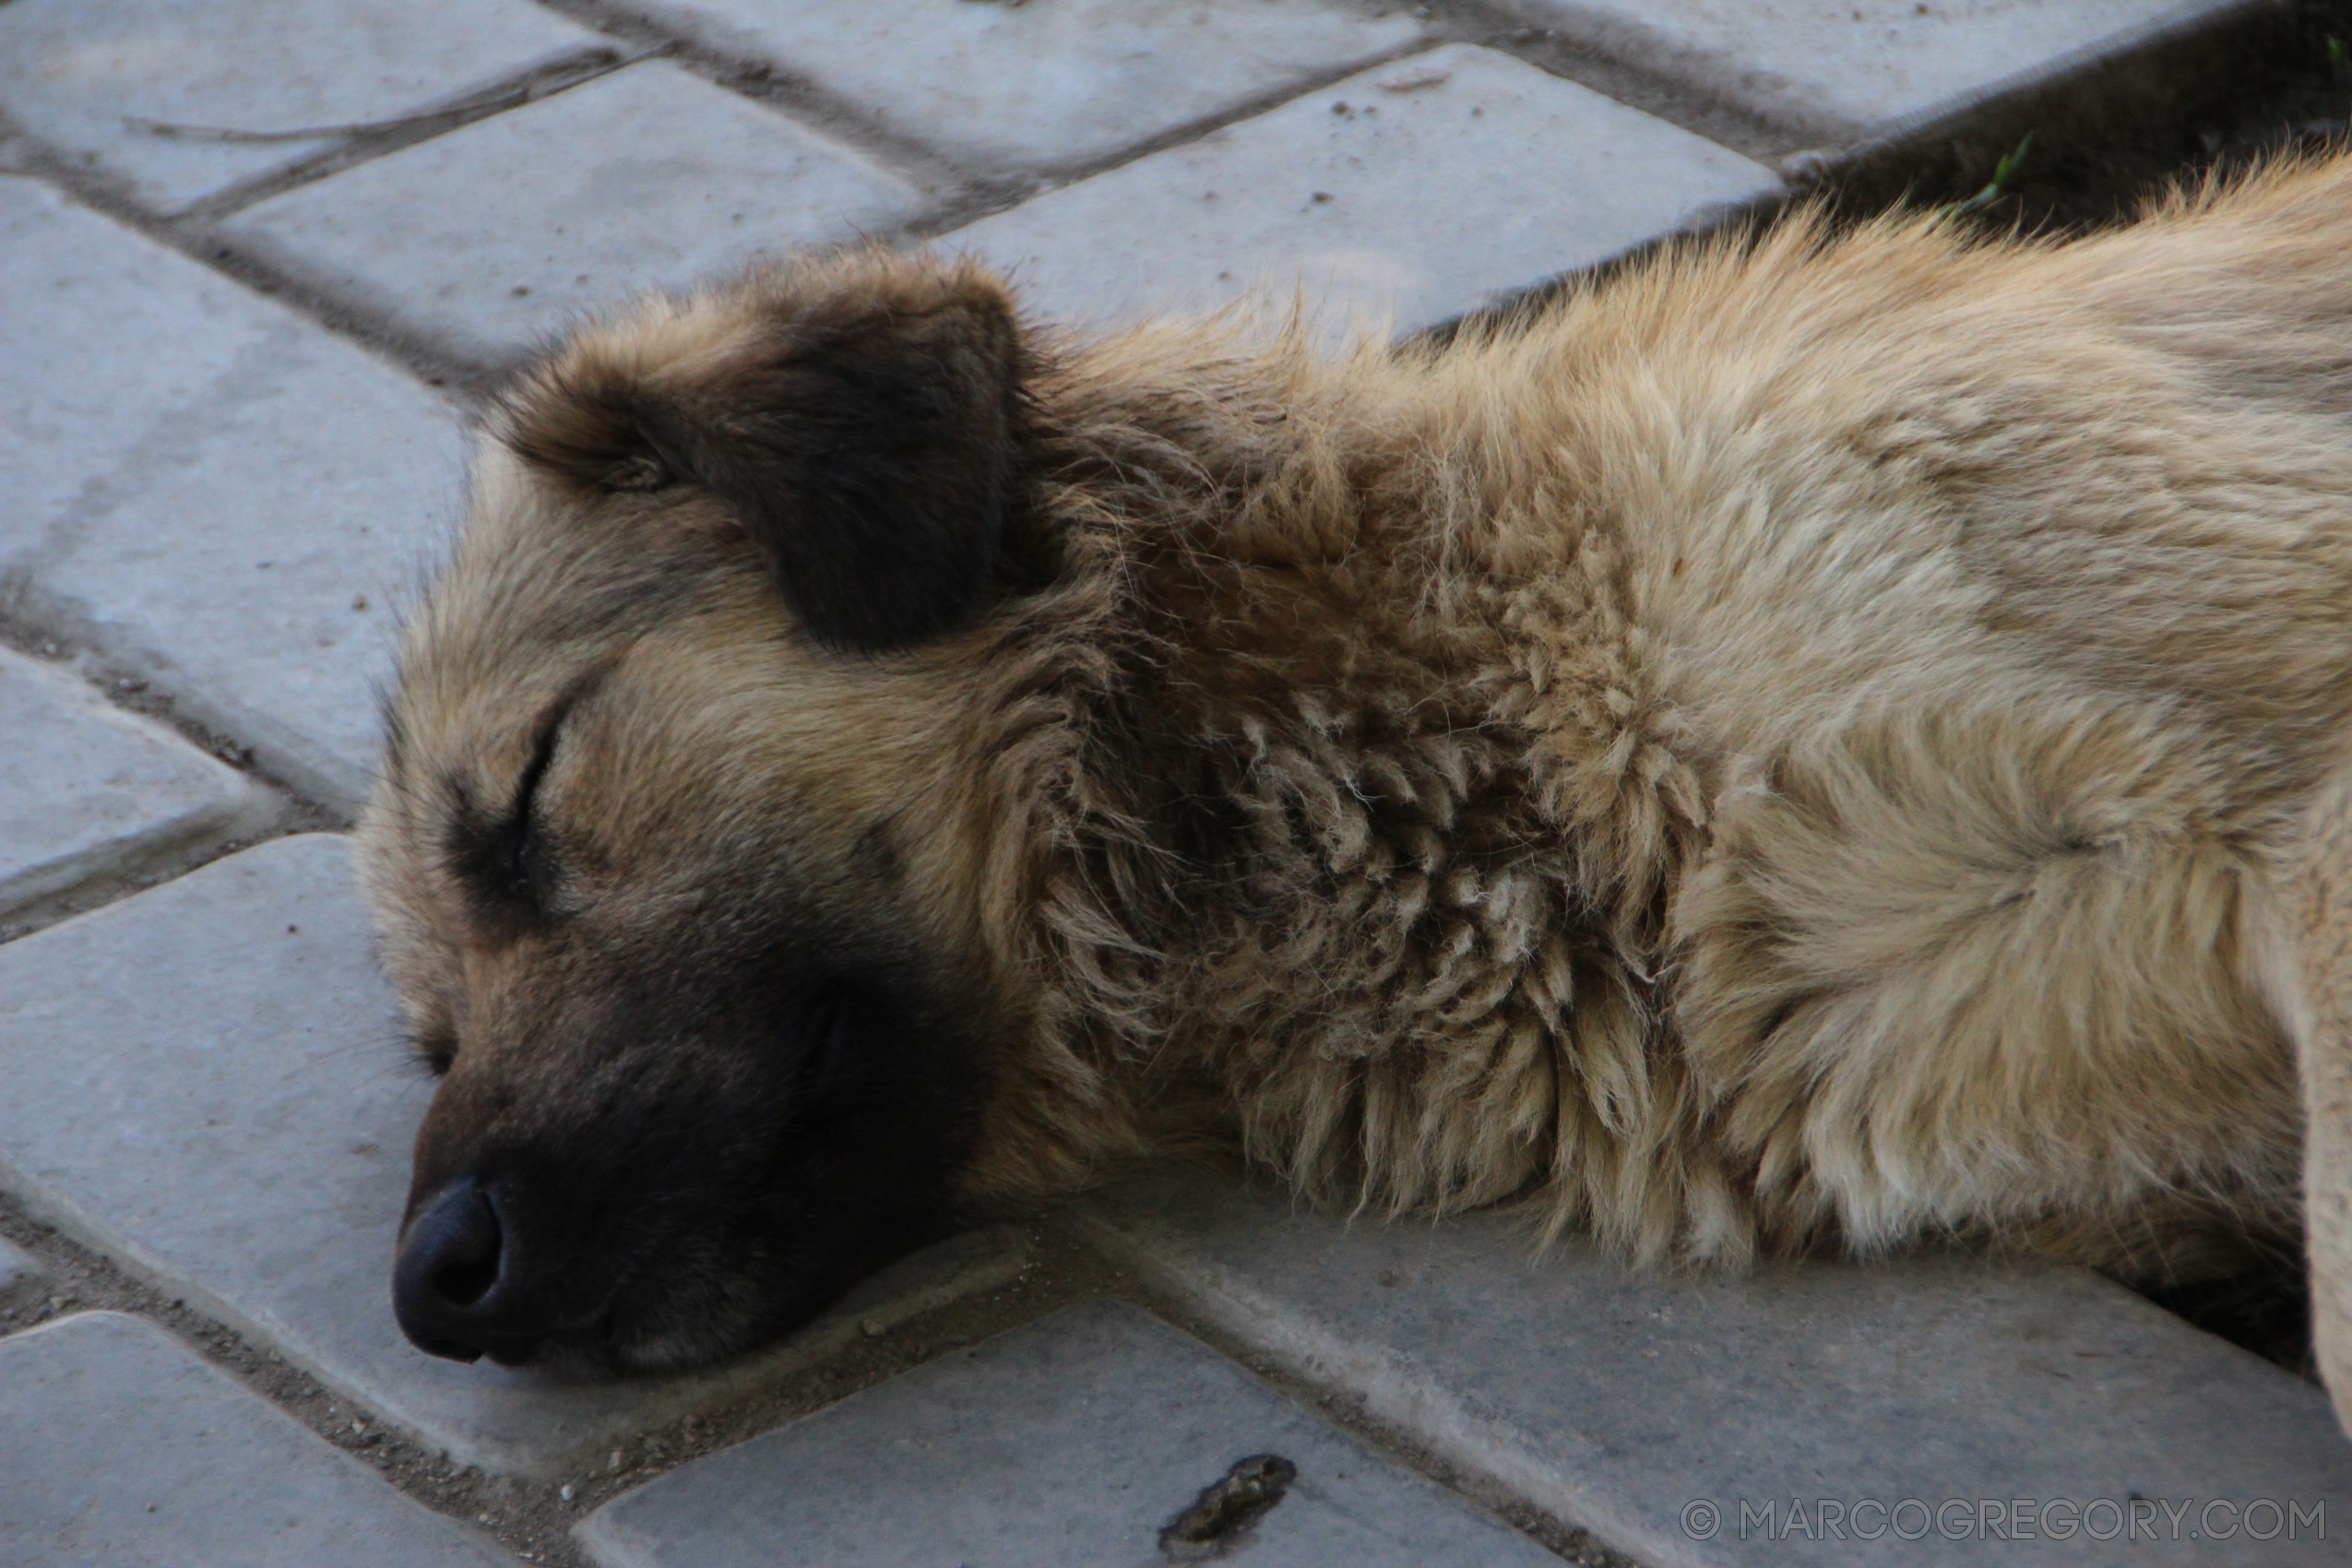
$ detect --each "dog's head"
[359,250,1091,1372]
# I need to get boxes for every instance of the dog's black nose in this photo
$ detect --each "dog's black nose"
[393,1176,514,1363]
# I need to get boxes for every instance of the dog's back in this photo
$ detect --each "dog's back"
[1565,158,2352,1273]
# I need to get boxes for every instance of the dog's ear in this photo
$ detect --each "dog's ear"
[503,255,1028,654]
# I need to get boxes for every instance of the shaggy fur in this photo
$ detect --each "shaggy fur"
[362,154,2352,1377]
[2286,770,2352,1423]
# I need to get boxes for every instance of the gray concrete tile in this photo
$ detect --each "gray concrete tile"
[577,1299,1559,1568]
[1497,0,2256,143]
[1078,1170,2352,1566]
[0,1312,520,1566]
[0,0,607,213]
[0,646,273,921]
[602,0,1427,175]
[0,836,1030,1478]
[221,63,929,366]
[1,177,283,550]
[945,43,1776,339]
[0,1236,46,1307]
[0,176,465,814]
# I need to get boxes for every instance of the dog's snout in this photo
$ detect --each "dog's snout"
[393,1176,516,1363]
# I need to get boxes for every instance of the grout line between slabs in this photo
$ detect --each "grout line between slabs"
[524,0,987,196]
[0,621,341,945]
[0,1192,600,1568]
[1421,0,1800,160]
[167,45,673,226]
[1,111,497,398]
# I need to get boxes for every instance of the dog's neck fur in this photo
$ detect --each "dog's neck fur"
[959,320,1743,1259]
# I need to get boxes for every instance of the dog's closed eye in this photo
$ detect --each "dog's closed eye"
[488,715,564,908]
[602,451,674,492]
[412,1027,458,1077]
[444,675,601,925]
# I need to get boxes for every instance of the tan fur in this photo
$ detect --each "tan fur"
[364,156,2352,1356]
[2273,769,2352,1429]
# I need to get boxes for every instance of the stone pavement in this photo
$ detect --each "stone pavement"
[0,1,2334,1565]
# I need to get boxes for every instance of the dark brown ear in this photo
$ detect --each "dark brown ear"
[503,255,1028,654]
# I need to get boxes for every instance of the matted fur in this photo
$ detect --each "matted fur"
[363,155,2352,1375]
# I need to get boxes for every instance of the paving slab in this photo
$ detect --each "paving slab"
[0,0,607,213]
[0,646,274,921]
[1076,1170,2352,1566]
[0,1312,520,1566]
[576,1298,1559,1568]
[0,1236,47,1307]
[0,835,1031,1478]
[946,43,1777,340]
[0,176,465,814]
[222,63,929,366]
[601,0,1427,176]
[1496,0,2258,144]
